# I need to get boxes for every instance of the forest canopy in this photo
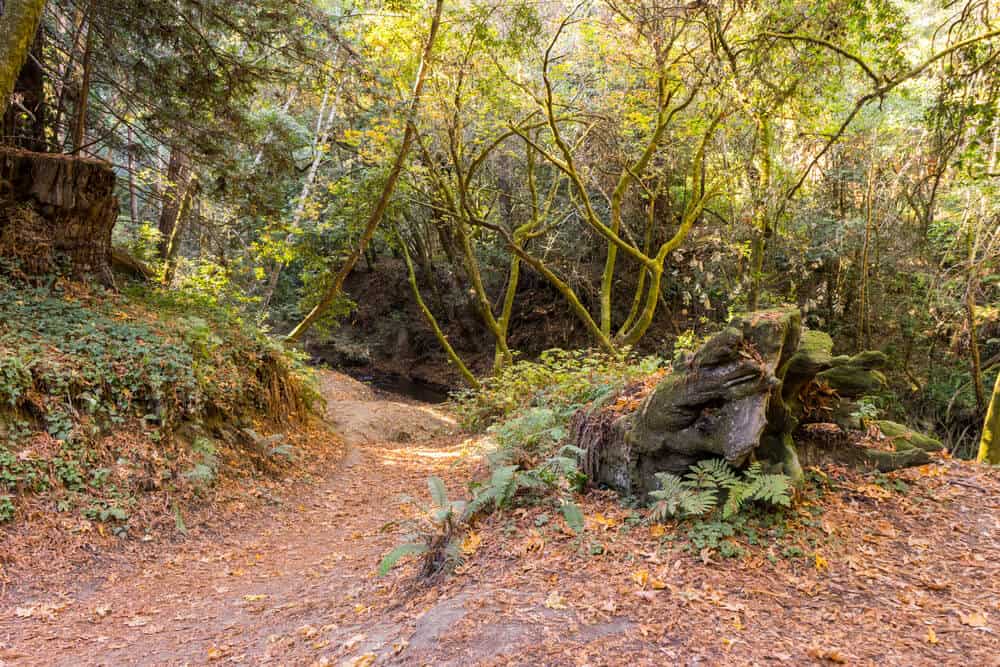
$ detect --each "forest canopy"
[1,0,998,456]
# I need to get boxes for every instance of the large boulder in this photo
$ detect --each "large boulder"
[575,308,942,497]
[579,309,802,495]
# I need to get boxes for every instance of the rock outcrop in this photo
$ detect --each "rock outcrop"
[575,308,943,496]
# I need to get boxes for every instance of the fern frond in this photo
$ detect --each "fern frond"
[560,501,585,533]
[378,542,429,576]
[721,484,747,519]
[749,473,792,507]
[428,476,448,509]
[680,488,717,516]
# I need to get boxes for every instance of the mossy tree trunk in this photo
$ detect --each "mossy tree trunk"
[978,373,1000,465]
[0,0,47,119]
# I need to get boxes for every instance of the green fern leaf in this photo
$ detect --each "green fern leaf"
[680,489,718,516]
[377,542,429,576]
[560,501,585,533]
[428,476,448,509]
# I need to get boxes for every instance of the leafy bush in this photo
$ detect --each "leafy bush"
[0,278,316,524]
[650,459,792,522]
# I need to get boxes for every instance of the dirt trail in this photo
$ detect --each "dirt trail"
[3,371,1000,666]
[0,371,474,666]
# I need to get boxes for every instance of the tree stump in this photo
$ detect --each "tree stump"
[0,148,118,284]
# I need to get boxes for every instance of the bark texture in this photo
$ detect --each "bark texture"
[0,147,117,283]
[0,0,48,118]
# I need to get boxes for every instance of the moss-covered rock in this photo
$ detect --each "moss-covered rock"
[874,420,944,452]
[816,352,888,398]
[583,308,802,495]
[859,446,931,472]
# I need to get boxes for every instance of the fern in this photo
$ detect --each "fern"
[650,472,718,520]
[651,459,793,522]
[428,476,448,509]
[378,542,430,576]
[560,501,585,533]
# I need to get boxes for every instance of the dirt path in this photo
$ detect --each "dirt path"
[0,371,474,666]
[2,371,1000,666]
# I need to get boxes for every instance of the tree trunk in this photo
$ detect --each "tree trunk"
[0,0,47,119]
[286,0,445,343]
[259,81,338,315]
[71,11,93,155]
[857,159,876,351]
[397,227,479,389]
[127,126,139,225]
[747,116,773,311]
[0,147,117,284]
[162,177,197,286]
[157,148,190,259]
[2,28,46,150]
[978,373,1000,465]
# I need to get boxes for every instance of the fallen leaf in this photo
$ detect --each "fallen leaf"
[207,646,225,661]
[94,604,112,618]
[925,628,938,644]
[814,553,829,572]
[392,639,409,654]
[649,524,666,538]
[807,647,847,663]
[589,513,617,530]
[544,590,568,610]
[14,606,34,618]
[960,611,988,628]
[346,653,376,667]
[298,625,319,639]
[461,531,482,555]
[342,633,366,651]
[125,616,150,628]
[243,594,268,603]
[632,569,650,589]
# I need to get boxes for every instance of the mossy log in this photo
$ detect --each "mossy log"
[0,148,118,284]
[574,307,943,497]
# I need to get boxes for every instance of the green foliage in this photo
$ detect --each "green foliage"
[851,395,882,422]
[651,460,792,522]
[453,349,663,431]
[0,495,14,523]
[0,278,314,525]
[378,476,467,578]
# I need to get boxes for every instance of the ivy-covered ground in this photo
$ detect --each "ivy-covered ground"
[1,371,997,666]
[0,277,335,569]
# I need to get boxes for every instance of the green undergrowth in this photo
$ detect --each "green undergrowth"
[0,275,317,527]
[453,348,663,430]
[381,349,823,578]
